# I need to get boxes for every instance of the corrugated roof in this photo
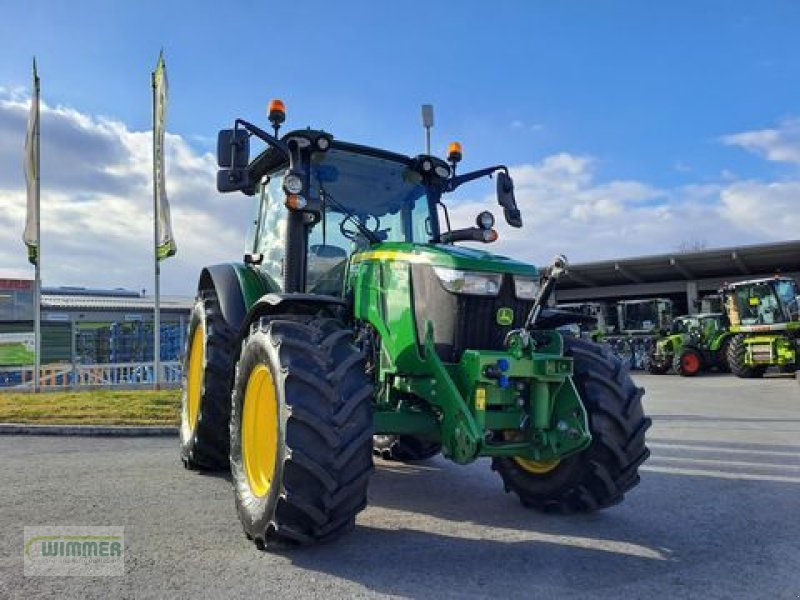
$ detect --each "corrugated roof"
[560,239,800,289]
[41,294,193,311]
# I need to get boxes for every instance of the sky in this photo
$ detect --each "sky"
[0,1,799,295]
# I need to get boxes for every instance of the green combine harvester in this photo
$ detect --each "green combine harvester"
[648,313,732,376]
[179,101,651,548]
[722,277,800,378]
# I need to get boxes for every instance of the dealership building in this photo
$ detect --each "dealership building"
[554,239,800,316]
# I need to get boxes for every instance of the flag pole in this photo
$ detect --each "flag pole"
[152,68,161,391]
[33,63,41,393]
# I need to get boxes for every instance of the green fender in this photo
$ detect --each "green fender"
[198,263,280,332]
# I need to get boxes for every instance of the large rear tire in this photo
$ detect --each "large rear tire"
[726,334,766,379]
[179,289,235,471]
[373,435,441,462]
[492,337,651,513]
[230,314,374,548]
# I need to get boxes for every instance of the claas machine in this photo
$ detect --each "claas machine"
[722,277,800,378]
[648,313,732,376]
[179,101,651,548]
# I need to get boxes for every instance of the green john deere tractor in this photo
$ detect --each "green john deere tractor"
[179,102,651,548]
[722,277,800,378]
[648,313,732,376]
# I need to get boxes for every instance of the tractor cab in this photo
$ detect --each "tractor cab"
[723,278,800,329]
[218,106,527,301]
[617,298,673,334]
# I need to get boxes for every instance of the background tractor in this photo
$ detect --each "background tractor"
[178,102,651,548]
[722,277,800,378]
[648,313,732,376]
[556,301,617,341]
[603,298,673,370]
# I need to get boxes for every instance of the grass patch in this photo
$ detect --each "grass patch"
[0,389,181,425]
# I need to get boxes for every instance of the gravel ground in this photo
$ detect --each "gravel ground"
[0,373,798,599]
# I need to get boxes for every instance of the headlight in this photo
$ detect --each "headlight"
[283,172,304,195]
[514,276,540,300]
[476,211,495,230]
[434,164,450,178]
[433,267,502,296]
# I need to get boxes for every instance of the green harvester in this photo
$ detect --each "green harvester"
[648,313,732,376]
[722,277,800,378]
[178,102,651,548]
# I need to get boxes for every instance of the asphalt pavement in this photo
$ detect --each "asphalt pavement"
[0,373,798,599]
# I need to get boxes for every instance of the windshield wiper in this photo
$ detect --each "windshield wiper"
[317,186,380,245]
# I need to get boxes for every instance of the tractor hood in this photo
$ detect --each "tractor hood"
[352,242,538,277]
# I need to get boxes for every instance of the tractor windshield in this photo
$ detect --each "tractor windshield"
[730,281,796,325]
[304,147,435,293]
[308,147,433,245]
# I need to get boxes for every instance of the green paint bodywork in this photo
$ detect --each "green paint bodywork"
[347,242,590,465]
[741,334,797,367]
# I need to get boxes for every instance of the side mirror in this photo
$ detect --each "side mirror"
[496,171,522,228]
[217,129,250,193]
[217,129,249,168]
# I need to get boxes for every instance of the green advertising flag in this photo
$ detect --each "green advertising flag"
[153,52,176,260]
[22,59,40,266]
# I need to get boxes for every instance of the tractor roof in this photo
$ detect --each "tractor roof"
[723,277,796,289]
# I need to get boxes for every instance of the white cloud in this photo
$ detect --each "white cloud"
[445,151,798,267]
[721,118,800,165]
[0,93,250,295]
[0,93,798,294]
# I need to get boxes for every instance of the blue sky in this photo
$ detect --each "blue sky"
[1,1,799,294]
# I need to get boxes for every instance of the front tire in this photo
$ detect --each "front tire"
[180,289,235,471]
[727,334,766,379]
[675,348,702,377]
[230,315,374,548]
[492,337,651,513]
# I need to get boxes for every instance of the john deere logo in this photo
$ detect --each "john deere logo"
[497,307,514,326]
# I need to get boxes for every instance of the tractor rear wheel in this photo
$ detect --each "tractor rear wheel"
[492,337,651,513]
[180,289,235,471]
[675,348,702,377]
[373,435,441,462]
[727,334,766,379]
[230,314,374,548]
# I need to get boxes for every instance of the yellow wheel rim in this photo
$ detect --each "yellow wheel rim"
[514,457,561,474]
[242,365,278,498]
[186,323,205,432]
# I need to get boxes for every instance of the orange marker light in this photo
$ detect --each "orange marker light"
[285,194,307,210]
[447,141,463,164]
[268,99,286,125]
[485,229,499,242]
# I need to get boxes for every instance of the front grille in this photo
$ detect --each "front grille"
[411,265,533,363]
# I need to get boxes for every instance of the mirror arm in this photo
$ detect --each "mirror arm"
[445,165,508,192]
[234,118,293,166]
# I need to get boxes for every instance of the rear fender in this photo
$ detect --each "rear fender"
[198,263,280,332]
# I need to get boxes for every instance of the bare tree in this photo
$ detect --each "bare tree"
[675,238,708,254]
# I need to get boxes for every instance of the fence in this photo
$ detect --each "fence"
[0,361,183,390]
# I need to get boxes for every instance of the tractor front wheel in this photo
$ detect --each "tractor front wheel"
[727,334,766,379]
[492,337,651,513]
[230,314,374,548]
[675,348,702,377]
[179,289,235,471]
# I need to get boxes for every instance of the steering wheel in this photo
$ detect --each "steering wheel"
[339,214,382,242]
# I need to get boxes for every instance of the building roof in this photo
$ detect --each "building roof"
[41,292,193,312]
[560,239,800,290]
